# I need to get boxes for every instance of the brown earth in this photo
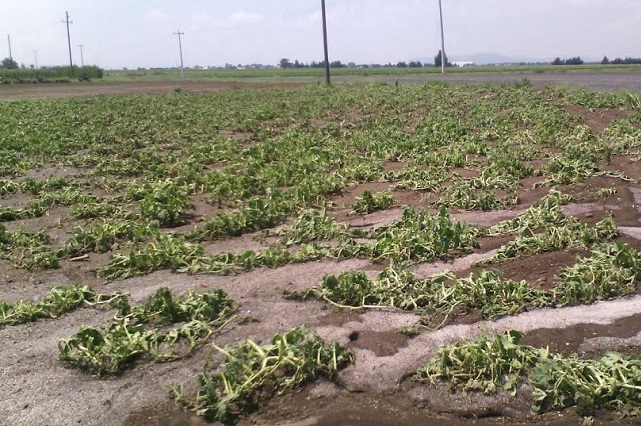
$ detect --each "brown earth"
[0,81,305,100]
[2,83,641,426]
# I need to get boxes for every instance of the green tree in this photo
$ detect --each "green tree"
[434,50,451,68]
[0,57,19,69]
[279,58,292,69]
[601,56,610,65]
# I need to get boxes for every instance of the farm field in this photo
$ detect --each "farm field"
[1,81,641,426]
[2,70,641,101]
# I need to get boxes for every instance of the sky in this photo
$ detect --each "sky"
[2,0,641,69]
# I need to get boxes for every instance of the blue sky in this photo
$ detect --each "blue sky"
[2,0,641,69]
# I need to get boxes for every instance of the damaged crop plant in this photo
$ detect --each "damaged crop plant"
[417,331,641,418]
[2,79,641,424]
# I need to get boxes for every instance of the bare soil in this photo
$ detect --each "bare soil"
[0,81,305,100]
[2,83,641,426]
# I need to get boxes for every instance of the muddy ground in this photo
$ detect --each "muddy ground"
[1,81,641,426]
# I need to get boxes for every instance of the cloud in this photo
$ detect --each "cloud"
[145,8,169,23]
[229,11,265,25]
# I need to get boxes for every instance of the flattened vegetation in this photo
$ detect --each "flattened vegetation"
[1,83,641,425]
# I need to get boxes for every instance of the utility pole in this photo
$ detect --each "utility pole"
[173,30,185,79]
[7,34,12,61]
[33,50,38,70]
[321,0,330,85]
[77,44,85,67]
[438,0,446,75]
[62,11,74,76]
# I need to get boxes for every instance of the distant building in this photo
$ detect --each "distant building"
[453,61,475,67]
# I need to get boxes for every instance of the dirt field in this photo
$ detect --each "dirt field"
[370,71,641,92]
[0,81,303,100]
[1,80,641,426]
[1,71,640,101]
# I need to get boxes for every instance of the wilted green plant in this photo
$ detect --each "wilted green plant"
[367,206,480,265]
[416,331,539,395]
[171,326,352,423]
[140,180,189,227]
[268,209,349,245]
[1,285,125,326]
[59,287,237,376]
[416,331,641,417]
[485,216,617,264]
[351,190,396,215]
[553,242,641,306]
[98,231,206,280]
[295,241,641,327]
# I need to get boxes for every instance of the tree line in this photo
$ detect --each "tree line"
[601,56,641,65]
[552,56,641,66]
[278,51,453,69]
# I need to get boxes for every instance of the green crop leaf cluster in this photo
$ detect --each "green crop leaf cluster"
[351,190,396,215]
[98,232,207,280]
[416,331,641,417]
[293,242,641,327]
[171,326,352,423]
[100,207,482,279]
[60,219,151,258]
[366,206,481,265]
[487,189,573,235]
[416,331,539,395]
[266,209,350,245]
[485,190,617,264]
[0,285,126,326]
[70,201,126,220]
[292,268,546,326]
[486,216,617,264]
[140,180,190,227]
[553,242,641,306]
[0,188,94,222]
[59,287,237,376]
[0,227,58,270]
[439,172,519,211]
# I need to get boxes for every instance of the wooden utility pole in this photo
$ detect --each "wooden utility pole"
[438,0,446,74]
[321,0,331,85]
[62,11,74,76]
[34,50,38,69]
[77,44,85,67]
[173,30,185,79]
[7,34,12,61]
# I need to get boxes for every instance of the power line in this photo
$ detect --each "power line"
[77,44,85,67]
[62,11,74,76]
[321,0,330,85]
[173,30,185,79]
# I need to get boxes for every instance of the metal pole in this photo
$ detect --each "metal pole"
[173,30,185,79]
[7,34,12,61]
[321,0,331,85]
[62,11,74,76]
[438,0,446,74]
[34,50,38,69]
[77,44,85,67]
